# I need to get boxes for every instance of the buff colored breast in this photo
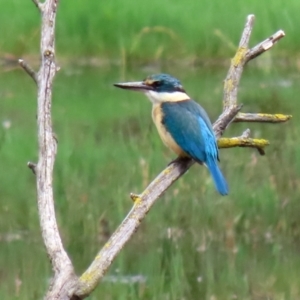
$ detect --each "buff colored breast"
[152,104,187,157]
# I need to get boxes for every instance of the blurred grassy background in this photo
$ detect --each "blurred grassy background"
[1,0,300,299]
[0,0,299,63]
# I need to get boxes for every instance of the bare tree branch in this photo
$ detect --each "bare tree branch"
[37,0,71,275]
[32,0,42,12]
[223,14,255,110]
[223,18,285,111]
[218,135,269,155]
[213,104,243,138]
[75,157,196,297]
[18,59,38,84]
[73,15,288,298]
[245,30,285,62]
[22,0,77,298]
[27,161,37,174]
[234,112,292,123]
[219,128,269,155]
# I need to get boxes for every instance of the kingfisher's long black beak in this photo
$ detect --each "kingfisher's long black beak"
[113,81,153,92]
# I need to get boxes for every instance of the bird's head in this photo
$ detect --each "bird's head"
[114,73,189,103]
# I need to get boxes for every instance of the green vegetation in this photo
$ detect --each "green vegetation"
[0,0,298,61]
[0,65,299,299]
[1,1,299,298]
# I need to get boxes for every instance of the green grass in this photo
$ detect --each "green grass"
[1,63,300,299]
[0,0,298,61]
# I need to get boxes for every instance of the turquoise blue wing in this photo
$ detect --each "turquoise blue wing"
[161,100,219,163]
[161,100,228,195]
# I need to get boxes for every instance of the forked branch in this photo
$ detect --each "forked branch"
[32,0,43,12]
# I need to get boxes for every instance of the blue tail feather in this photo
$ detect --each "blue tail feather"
[206,158,228,196]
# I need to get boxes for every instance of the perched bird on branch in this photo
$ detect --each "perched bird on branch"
[114,73,228,195]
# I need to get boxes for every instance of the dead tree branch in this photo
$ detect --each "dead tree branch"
[73,15,289,298]
[234,112,292,123]
[27,161,37,174]
[223,14,254,110]
[18,59,38,84]
[37,0,73,278]
[218,135,269,155]
[32,0,42,12]
[21,0,76,299]
[245,30,285,62]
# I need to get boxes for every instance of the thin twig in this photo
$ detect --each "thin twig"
[18,59,38,84]
[234,112,292,123]
[32,0,42,12]
[238,14,255,48]
[246,30,285,62]
[27,162,37,175]
[241,128,251,138]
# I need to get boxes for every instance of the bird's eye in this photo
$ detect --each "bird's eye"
[152,81,161,88]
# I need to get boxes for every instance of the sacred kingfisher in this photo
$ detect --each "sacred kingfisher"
[114,73,228,195]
